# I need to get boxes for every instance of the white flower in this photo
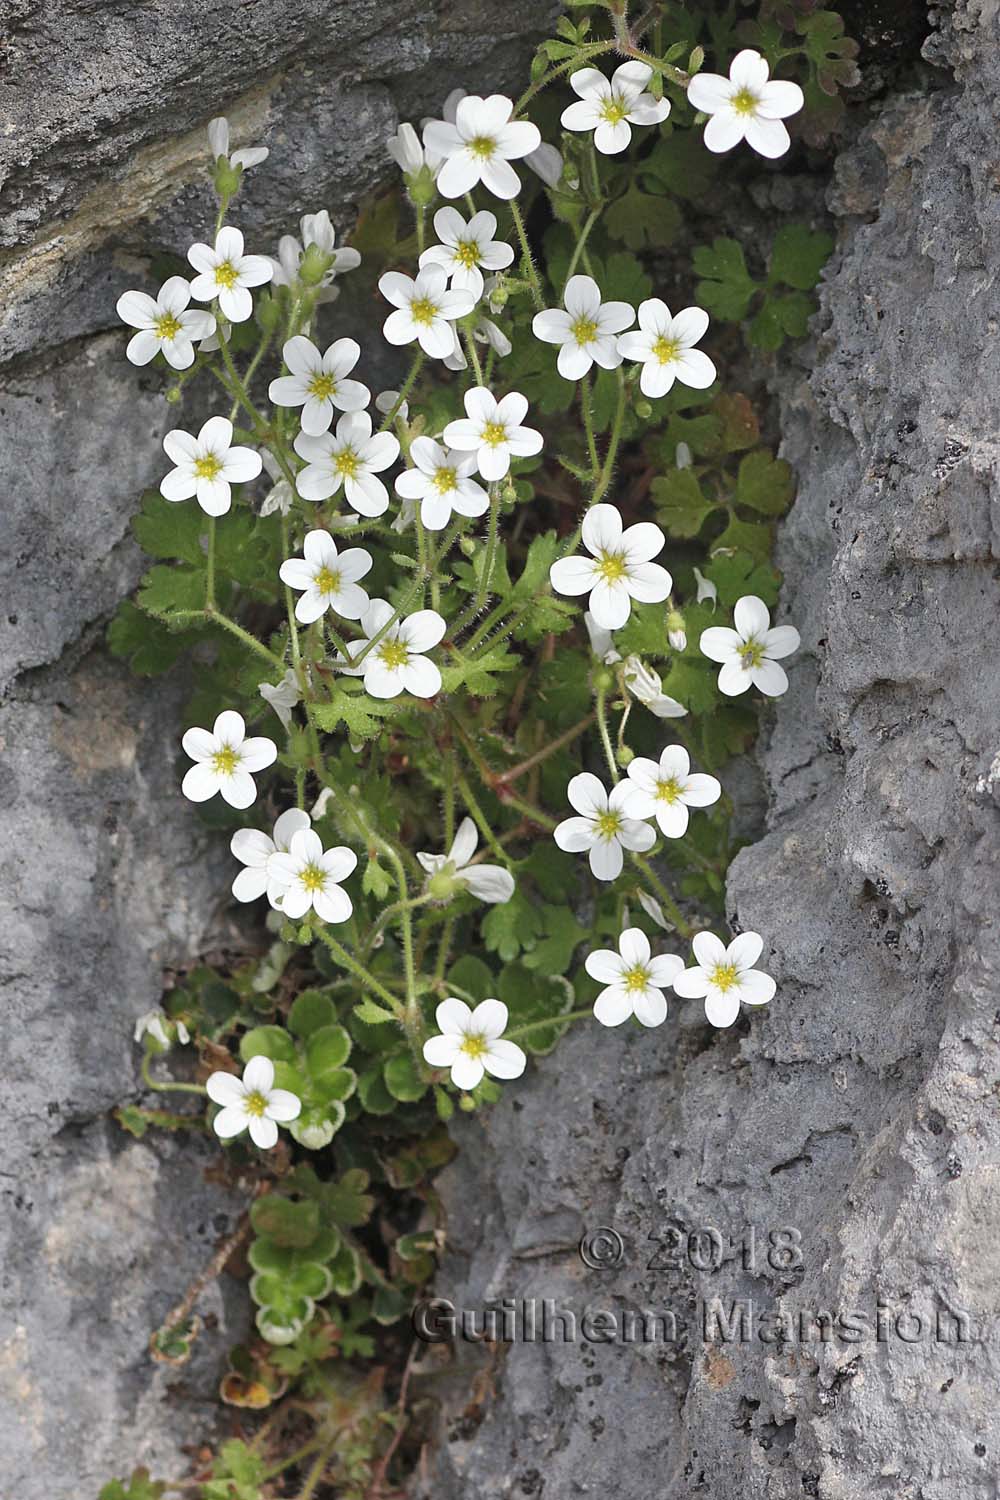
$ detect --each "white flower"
[622,656,687,718]
[620,745,721,838]
[687,48,804,159]
[231,807,311,904]
[561,61,670,155]
[268,336,370,436]
[134,1009,190,1049]
[422,997,526,1090]
[585,926,684,1027]
[207,116,268,171]
[206,1055,301,1149]
[394,437,489,531]
[116,276,215,370]
[422,93,541,200]
[267,828,358,923]
[339,597,446,699]
[475,317,512,357]
[584,610,621,665]
[181,710,277,809]
[673,930,776,1028]
[700,595,800,697]
[427,88,561,188]
[268,212,361,295]
[388,121,434,175]
[187,226,273,323]
[419,207,514,299]
[442,386,543,481]
[667,610,687,651]
[553,771,655,881]
[279,529,372,623]
[259,449,295,518]
[617,301,716,399]
[693,567,717,607]
[379,264,476,359]
[549,504,672,630]
[294,412,400,517]
[375,388,409,423]
[417,817,515,904]
[160,416,262,517]
[532,275,634,381]
[259,668,302,729]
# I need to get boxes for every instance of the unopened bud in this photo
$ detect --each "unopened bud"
[213,160,241,200]
[616,745,635,768]
[635,399,652,420]
[501,479,517,504]
[298,242,333,286]
[667,609,687,652]
[593,665,615,692]
[406,165,438,208]
[165,384,182,404]
[459,535,477,557]
[458,1093,477,1112]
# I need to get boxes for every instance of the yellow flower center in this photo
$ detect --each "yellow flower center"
[596,551,628,584]
[314,565,342,596]
[300,861,327,893]
[409,295,439,326]
[600,95,629,125]
[622,965,650,994]
[459,1032,488,1058]
[656,777,682,804]
[194,454,223,480]
[212,745,239,776]
[454,239,480,269]
[711,962,739,993]
[244,1089,268,1117]
[739,639,765,669]
[481,420,508,447]
[432,466,457,494]
[651,335,680,365]
[378,639,410,670]
[571,315,598,347]
[335,448,360,480]
[214,260,239,289]
[595,809,622,840]
[469,135,496,160]
[731,87,760,116]
[308,372,338,400]
[154,312,183,340]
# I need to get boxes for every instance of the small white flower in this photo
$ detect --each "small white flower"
[584,610,621,665]
[475,317,512,357]
[207,116,269,171]
[388,121,434,175]
[259,668,302,729]
[338,597,446,700]
[549,504,672,630]
[279,529,373,625]
[116,276,216,370]
[673,930,776,1028]
[442,386,543,481]
[422,93,541,200]
[417,817,515,905]
[134,1009,190,1050]
[267,213,360,300]
[181,710,277,809]
[622,656,687,718]
[693,567,717,607]
[375,388,410,423]
[561,61,670,155]
[379,264,476,359]
[620,745,721,839]
[394,437,489,531]
[419,207,514,299]
[427,88,562,188]
[687,48,804,159]
[585,926,684,1027]
[160,415,262,517]
[700,595,800,697]
[187,226,273,323]
[533,275,634,382]
[206,1055,301,1149]
[230,807,312,904]
[617,301,716,399]
[667,611,687,652]
[553,771,655,881]
[422,997,526,1090]
[294,412,400,517]
[267,828,358,923]
[259,449,295,518]
[268,336,370,436]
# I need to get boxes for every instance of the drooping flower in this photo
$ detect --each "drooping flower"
[673,930,776,1028]
[699,595,800,697]
[375,388,410,423]
[268,336,370,435]
[417,817,515,904]
[419,207,514,298]
[279,529,373,624]
[687,49,804,160]
[294,412,400,517]
[553,771,655,881]
[259,667,302,729]
[207,116,269,171]
[230,808,312,905]
[160,416,262,517]
[206,1056,301,1149]
[134,1009,190,1050]
[617,301,716,398]
[259,448,295,518]
[187,226,273,323]
[561,62,670,155]
[693,567,718,607]
[422,93,541,200]
[181,710,277,809]
[666,608,687,652]
[116,276,216,369]
[394,437,489,531]
[378,264,476,359]
[549,504,672,630]
[267,828,358,923]
[422,997,526,1090]
[442,386,543,481]
[532,275,634,381]
[584,611,621,665]
[338,598,446,700]
[585,927,684,1027]
[622,656,687,718]
[619,745,721,838]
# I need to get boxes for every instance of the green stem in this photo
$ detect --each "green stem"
[461,322,485,386]
[593,369,627,504]
[507,1006,594,1040]
[580,373,600,478]
[205,518,217,607]
[378,352,424,433]
[595,680,619,783]
[509,197,544,310]
[168,608,285,670]
[455,771,514,865]
[564,207,601,286]
[498,789,557,831]
[314,927,404,1015]
[453,485,500,637]
[630,853,692,938]
[141,1054,207,1097]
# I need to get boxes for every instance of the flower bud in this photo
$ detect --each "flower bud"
[458,1093,477,1112]
[298,242,333,286]
[255,291,284,333]
[165,384,182,404]
[406,165,438,208]
[213,159,241,201]
[459,535,477,558]
[616,745,635,768]
[592,665,615,692]
[667,609,687,652]
[635,400,652,420]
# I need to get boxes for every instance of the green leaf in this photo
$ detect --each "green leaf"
[446,954,496,1002]
[362,857,393,900]
[661,658,718,715]
[358,1064,397,1114]
[305,1023,352,1079]
[734,450,794,516]
[372,1283,412,1324]
[482,887,545,962]
[313,684,402,740]
[497,963,574,1055]
[383,1051,428,1102]
[651,468,717,539]
[712,514,774,562]
[137,563,206,619]
[522,904,588,974]
[693,237,758,322]
[249,1195,320,1250]
[604,180,681,252]
[287,990,337,1038]
[441,645,521,698]
[353,997,399,1025]
[107,600,196,675]
[99,1470,166,1500]
[434,1084,454,1120]
[240,1026,297,1065]
[768,224,834,291]
[132,490,206,564]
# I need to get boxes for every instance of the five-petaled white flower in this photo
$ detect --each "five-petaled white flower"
[339,598,446,700]
[160,416,262,517]
[533,275,635,381]
[699,595,800,697]
[687,49,804,160]
[181,710,277,809]
[419,207,514,299]
[617,301,716,399]
[422,997,526,1090]
[206,1056,301,1149]
[379,264,476,359]
[279,529,373,624]
[294,413,400,517]
[394,437,489,531]
[230,808,312,905]
[553,771,655,881]
[561,61,670,155]
[620,745,721,838]
[207,116,269,171]
[267,828,358,923]
[673,930,776,1028]
[442,386,543,481]
[585,927,684,1027]
[187,226,273,323]
[549,504,672,630]
[426,87,563,189]
[268,336,370,435]
[417,817,515,905]
[116,276,215,370]
[423,93,541,200]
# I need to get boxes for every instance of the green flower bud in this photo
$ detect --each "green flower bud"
[256,291,284,333]
[616,745,635,769]
[458,1093,477,1112]
[428,867,459,901]
[406,165,438,208]
[165,384,182,404]
[592,665,615,692]
[635,399,653,420]
[213,160,241,200]
[298,243,333,286]
[459,535,477,557]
